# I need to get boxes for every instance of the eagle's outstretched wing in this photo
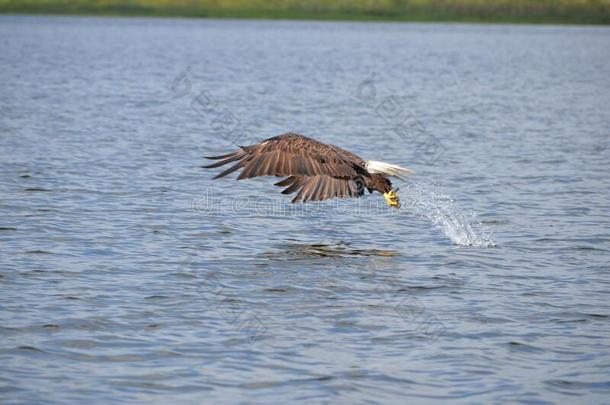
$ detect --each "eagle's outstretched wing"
[203,133,366,180]
[274,175,364,203]
[203,133,368,203]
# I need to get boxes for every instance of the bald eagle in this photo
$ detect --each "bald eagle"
[203,133,413,207]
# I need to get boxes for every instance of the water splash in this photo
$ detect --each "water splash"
[400,183,495,248]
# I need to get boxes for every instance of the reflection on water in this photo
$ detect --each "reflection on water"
[262,242,400,260]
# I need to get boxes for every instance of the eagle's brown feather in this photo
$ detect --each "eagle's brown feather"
[203,132,393,203]
[287,175,362,203]
[204,133,365,180]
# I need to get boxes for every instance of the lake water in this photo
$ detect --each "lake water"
[1,15,609,404]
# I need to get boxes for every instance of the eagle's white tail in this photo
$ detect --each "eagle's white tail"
[366,160,414,179]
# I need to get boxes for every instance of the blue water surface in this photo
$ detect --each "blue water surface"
[1,15,609,404]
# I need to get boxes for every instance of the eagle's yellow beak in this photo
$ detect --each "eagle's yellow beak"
[383,190,400,208]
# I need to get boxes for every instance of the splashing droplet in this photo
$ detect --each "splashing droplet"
[400,183,495,247]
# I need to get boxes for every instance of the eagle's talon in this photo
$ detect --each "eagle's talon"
[383,190,401,208]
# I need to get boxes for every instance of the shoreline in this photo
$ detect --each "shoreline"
[1,3,609,25]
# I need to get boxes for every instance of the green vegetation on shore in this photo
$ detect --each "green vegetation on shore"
[1,0,609,24]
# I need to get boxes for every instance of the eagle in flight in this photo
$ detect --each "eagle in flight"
[203,133,413,208]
